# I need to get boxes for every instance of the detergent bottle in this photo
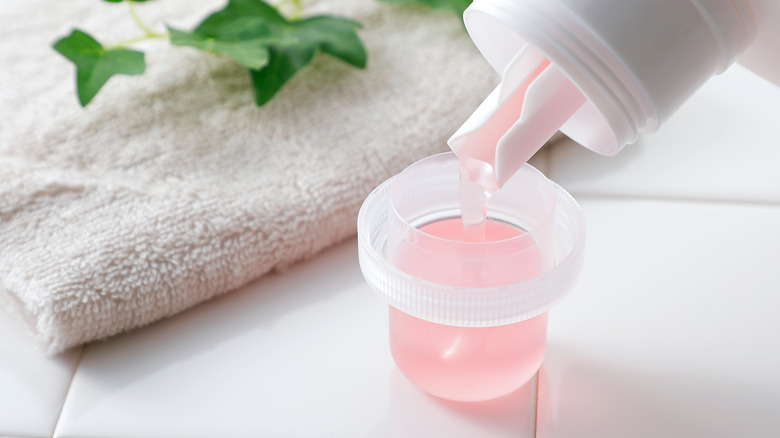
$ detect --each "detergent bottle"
[450,0,780,190]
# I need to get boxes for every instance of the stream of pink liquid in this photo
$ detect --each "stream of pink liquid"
[389,218,548,402]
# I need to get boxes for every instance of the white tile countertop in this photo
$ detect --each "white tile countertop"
[2,64,780,437]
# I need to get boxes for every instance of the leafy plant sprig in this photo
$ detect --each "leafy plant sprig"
[53,0,367,107]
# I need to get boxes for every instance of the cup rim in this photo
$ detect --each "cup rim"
[388,152,558,250]
[357,153,587,327]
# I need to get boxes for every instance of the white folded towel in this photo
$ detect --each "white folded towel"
[0,0,498,354]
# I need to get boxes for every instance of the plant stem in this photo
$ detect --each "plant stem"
[105,32,169,50]
[276,0,304,20]
[127,0,165,38]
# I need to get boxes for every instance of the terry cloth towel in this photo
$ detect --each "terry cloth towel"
[0,0,499,354]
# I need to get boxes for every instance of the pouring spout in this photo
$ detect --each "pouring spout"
[448,44,586,190]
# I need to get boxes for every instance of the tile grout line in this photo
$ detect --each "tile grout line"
[531,371,540,438]
[50,346,86,438]
[567,191,780,208]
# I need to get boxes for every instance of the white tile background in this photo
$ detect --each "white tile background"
[2,64,779,437]
[0,307,81,437]
[537,199,780,438]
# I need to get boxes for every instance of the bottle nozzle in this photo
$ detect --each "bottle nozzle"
[448,44,586,189]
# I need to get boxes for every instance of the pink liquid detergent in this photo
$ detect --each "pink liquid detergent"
[389,218,548,402]
[385,43,582,402]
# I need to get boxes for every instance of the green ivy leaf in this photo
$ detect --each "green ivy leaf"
[380,0,471,18]
[170,0,366,106]
[53,29,146,106]
[169,27,270,70]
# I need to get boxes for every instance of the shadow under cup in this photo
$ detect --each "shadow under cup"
[357,152,586,402]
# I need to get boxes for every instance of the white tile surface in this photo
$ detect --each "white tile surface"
[549,64,780,203]
[53,239,537,438]
[537,198,780,438]
[0,306,81,437]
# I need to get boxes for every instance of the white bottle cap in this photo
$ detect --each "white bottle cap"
[464,0,757,155]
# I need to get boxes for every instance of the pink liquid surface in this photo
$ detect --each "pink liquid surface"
[389,218,548,402]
